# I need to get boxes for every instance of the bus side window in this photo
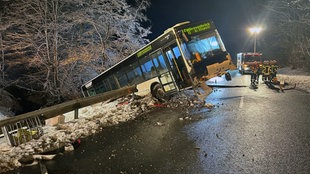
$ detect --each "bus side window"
[105,76,117,90]
[103,79,111,91]
[127,63,143,85]
[146,51,168,76]
[116,71,128,88]
[166,50,175,65]
[172,46,181,58]
[152,56,159,70]
[94,83,103,93]
[87,88,96,96]
[157,54,167,74]
[140,56,156,80]
[127,70,135,85]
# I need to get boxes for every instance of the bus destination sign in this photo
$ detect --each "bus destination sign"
[182,22,211,35]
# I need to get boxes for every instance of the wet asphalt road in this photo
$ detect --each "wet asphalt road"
[9,71,310,174]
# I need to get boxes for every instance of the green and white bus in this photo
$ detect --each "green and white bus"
[81,20,235,99]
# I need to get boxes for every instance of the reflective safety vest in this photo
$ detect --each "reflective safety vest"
[263,65,271,76]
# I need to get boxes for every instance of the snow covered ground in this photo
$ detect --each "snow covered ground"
[277,67,310,93]
[0,94,153,172]
[0,67,309,173]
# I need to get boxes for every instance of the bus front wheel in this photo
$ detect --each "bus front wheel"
[151,84,165,101]
[225,72,232,81]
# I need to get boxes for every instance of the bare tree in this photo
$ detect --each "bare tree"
[63,0,150,71]
[265,0,310,69]
[0,0,151,104]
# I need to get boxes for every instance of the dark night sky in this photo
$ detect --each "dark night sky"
[146,0,270,58]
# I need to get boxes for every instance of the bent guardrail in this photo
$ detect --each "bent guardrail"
[0,85,137,146]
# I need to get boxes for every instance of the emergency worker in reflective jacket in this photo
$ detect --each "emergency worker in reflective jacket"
[270,64,279,81]
[250,64,258,86]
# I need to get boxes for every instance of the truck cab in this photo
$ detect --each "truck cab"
[237,52,262,74]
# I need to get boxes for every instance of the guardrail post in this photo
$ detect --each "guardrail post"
[74,108,79,119]
[1,126,9,145]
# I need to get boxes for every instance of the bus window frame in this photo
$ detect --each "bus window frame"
[149,49,169,75]
[138,49,169,81]
[115,70,128,88]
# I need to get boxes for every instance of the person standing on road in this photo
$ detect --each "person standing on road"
[270,64,279,82]
[250,63,258,87]
[256,64,263,84]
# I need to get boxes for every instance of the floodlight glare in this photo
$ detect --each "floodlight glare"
[249,27,262,34]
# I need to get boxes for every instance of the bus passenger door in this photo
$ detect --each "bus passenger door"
[163,45,191,89]
[154,50,178,94]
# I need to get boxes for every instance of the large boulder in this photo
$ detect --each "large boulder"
[0,89,22,119]
[4,86,46,113]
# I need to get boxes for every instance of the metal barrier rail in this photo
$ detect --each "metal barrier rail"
[0,85,137,145]
[1,116,44,146]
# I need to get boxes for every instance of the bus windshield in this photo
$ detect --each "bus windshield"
[186,35,221,59]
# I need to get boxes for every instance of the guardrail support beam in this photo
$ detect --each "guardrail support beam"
[74,108,79,119]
